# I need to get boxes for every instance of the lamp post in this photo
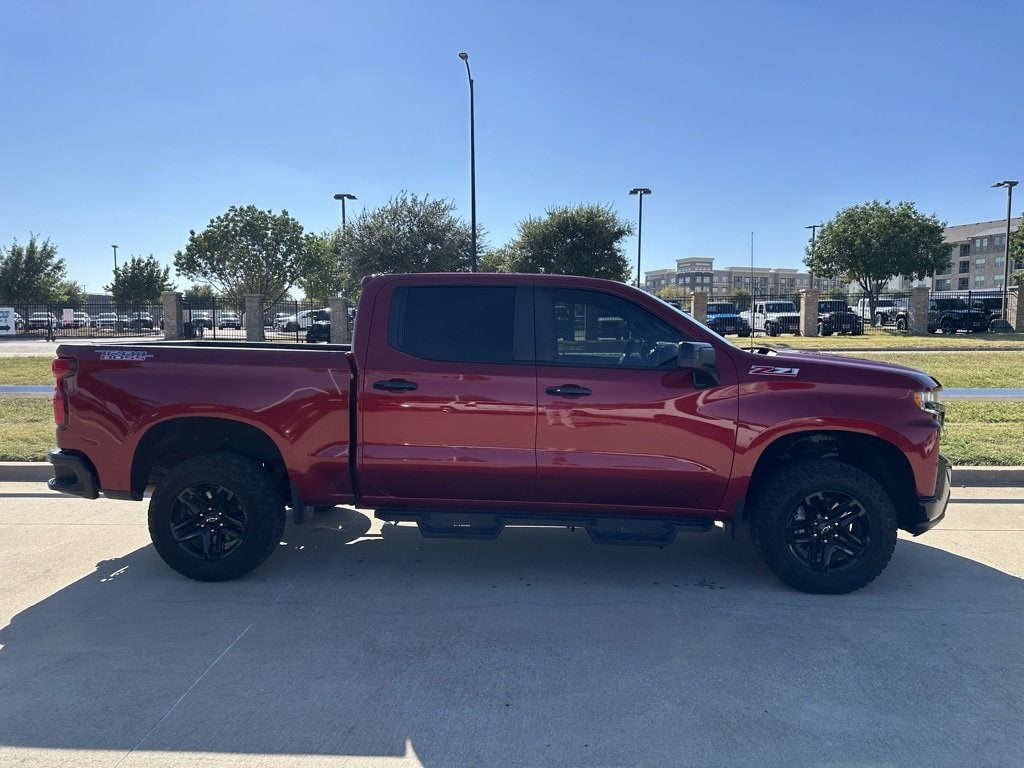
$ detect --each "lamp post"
[111,244,118,273]
[333,193,357,230]
[992,180,1018,331]
[458,51,477,272]
[805,224,822,290]
[629,188,651,288]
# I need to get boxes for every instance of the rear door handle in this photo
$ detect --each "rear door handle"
[545,384,591,398]
[373,379,418,392]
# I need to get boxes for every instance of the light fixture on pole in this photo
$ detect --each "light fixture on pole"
[111,244,118,273]
[333,193,357,230]
[458,51,477,272]
[805,224,822,290]
[992,180,1018,332]
[628,188,651,288]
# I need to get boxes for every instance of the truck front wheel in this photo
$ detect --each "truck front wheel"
[750,460,897,594]
[148,453,286,581]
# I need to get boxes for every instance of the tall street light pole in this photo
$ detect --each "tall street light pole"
[805,224,822,290]
[992,180,1018,331]
[629,188,651,288]
[111,244,118,273]
[458,51,477,272]
[333,193,357,230]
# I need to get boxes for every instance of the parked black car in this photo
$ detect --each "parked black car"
[817,300,863,336]
[891,298,987,333]
[305,320,331,343]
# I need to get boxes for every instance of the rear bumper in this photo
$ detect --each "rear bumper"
[906,454,951,535]
[47,449,99,499]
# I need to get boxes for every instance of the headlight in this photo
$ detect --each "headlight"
[914,388,945,424]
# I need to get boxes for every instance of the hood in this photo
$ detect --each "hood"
[739,347,940,389]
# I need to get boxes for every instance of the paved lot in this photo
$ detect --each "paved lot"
[0,483,1021,767]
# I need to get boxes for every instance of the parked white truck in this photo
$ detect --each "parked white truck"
[742,300,801,336]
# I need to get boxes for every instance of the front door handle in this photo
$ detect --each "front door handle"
[545,384,591,398]
[373,379,418,392]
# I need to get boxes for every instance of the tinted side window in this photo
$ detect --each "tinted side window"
[548,288,686,368]
[389,285,521,363]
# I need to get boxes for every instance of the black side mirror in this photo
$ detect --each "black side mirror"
[677,342,720,388]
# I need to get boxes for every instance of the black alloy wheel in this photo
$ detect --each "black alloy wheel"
[783,490,870,574]
[751,459,897,594]
[148,453,286,581]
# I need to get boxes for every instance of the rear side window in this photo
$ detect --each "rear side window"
[389,285,523,363]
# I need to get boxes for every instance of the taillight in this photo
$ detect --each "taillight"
[52,357,77,427]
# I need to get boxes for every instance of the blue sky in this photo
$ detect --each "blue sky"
[2,0,1021,294]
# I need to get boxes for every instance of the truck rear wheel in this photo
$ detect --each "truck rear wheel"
[750,460,897,594]
[148,453,286,581]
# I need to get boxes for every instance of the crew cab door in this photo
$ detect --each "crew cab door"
[357,280,537,504]
[534,287,737,513]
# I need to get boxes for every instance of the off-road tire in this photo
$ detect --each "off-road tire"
[895,317,908,332]
[940,318,955,335]
[148,453,286,581]
[750,459,897,594]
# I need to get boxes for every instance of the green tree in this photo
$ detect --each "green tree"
[57,280,88,307]
[656,285,688,300]
[0,235,68,304]
[495,204,632,281]
[1009,215,1024,287]
[298,230,346,301]
[732,288,752,311]
[805,201,949,309]
[174,205,306,305]
[185,283,216,301]
[104,255,175,305]
[342,192,473,296]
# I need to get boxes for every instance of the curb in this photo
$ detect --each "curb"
[2,462,1022,488]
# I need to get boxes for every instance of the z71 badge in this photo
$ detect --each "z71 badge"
[98,350,154,361]
[749,365,800,377]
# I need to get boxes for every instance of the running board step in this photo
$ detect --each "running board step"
[585,519,713,547]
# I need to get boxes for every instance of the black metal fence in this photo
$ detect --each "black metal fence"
[0,298,345,342]
[2,288,1003,342]
[671,288,1005,337]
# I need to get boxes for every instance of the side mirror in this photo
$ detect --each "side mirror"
[677,342,720,388]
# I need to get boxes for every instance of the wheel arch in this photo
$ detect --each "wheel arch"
[745,430,919,532]
[131,416,289,502]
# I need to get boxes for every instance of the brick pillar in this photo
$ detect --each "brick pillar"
[1009,286,1022,332]
[328,297,350,344]
[691,291,708,323]
[909,287,930,334]
[244,295,265,341]
[161,292,183,340]
[799,288,820,337]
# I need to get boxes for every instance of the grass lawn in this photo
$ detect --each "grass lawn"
[0,356,54,385]
[0,399,54,461]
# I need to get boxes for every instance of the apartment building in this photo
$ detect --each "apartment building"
[932,218,1021,292]
[645,257,844,296]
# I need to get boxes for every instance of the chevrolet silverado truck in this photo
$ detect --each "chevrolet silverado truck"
[47,273,950,594]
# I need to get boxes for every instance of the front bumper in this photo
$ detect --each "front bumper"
[905,453,951,535]
[47,449,100,499]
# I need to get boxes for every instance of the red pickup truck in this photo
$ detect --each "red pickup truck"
[47,273,950,593]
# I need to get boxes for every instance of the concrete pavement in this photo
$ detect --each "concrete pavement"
[0,483,1022,767]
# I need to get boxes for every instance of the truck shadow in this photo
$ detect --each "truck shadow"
[0,507,1022,767]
